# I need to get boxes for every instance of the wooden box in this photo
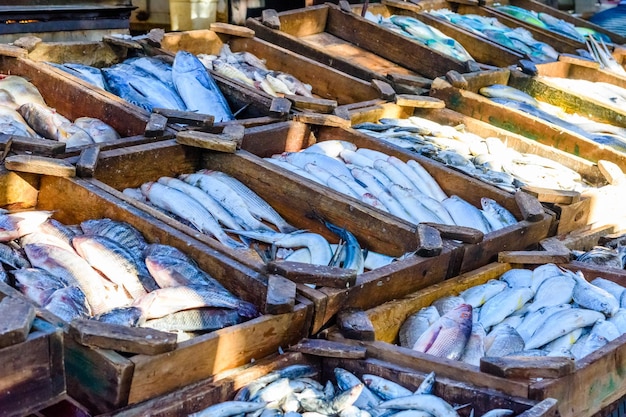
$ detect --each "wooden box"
[327,261,626,417]
[375,0,581,57]
[0,52,171,157]
[346,99,598,235]
[430,68,626,173]
[0,290,65,417]
[99,341,559,417]
[157,29,386,112]
[81,119,552,332]
[246,3,473,85]
[0,172,311,414]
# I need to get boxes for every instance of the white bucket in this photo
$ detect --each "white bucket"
[169,0,218,31]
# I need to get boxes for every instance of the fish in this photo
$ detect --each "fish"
[0,104,40,137]
[0,242,30,269]
[570,332,608,360]
[73,117,120,143]
[94,306,144,326]
[399,306,441,348]
[484,324,525,357]
[145,255,228,292]
[544,327,584,355]
[188,401,267,417]
[13,267,68,306]
[525,307,605,350]
[362,374,413,400]
[500,268,533,288]
[432,295,466,316]
[305,140,358,158]
[71,234,153,298]
[172,51,234,122]
[479,84,539,108]
[480,198,517,229]
[523,274,576,313]
[142,307,243,332]
[478,287,534,329]
[576,247,626,269]
[377,394,460,417]
[43,286,90,322]
[125,56,177,90]
[323,221,364,273]
[0,75,46,106]
[516,304,572,342]
[23,242,129,314]
[459,322,486,366]
[180,172,274,233]
[0,210,52,242]
[140,181,247,250]
[334,367,383,411]
[460,279,507,308]
[569,270,620,316]
[442,195,492,234]
[18,102,94,147]
[80,218,148,261]
[48,62,106,89]
[412,303,473,360]
[132,283,259,320]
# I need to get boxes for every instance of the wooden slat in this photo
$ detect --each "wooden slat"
[0,296,35,348]
[266,261,358,288]
[290,338,367,358]
[4,155,76,177]
[498,250,571,264]
[209,22,255,37]
[265,275,296,315]
[175,130,238,152]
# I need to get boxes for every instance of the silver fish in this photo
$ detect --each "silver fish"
[413,303,473,360]
[524,274,575,313]
[500,268,533,288]
[459,322,486,366]
[442,196,492,234]
[570,270,620,316]
[484,324,525,357]
[362,374,413,400]
[525,308,605,350]
[73,117,120,143]
[399,306,440,349]
[460,279,507,308]
[13,267,67,306]
[432,295,466,316]
[479,287,534,329]
[80,218,147,261]
[189,401,267,417]
[145,255,228,292]
[377,394,460,417]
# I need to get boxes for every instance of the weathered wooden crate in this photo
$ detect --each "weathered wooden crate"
[482,0,626,46]
[378,0,581,57]
[80,119,552,333]
[346,99,598,235]
[157,29,386,113]
[326,261,626,417]
[0,171,312,414]
[535,59,626,89]
[99,340,559,417]
[0,52,172,157]
[76,131,455,335]
[9,37,287,127]
[0,286,65,417]
[246,3,475,86]
[430,68,626,172]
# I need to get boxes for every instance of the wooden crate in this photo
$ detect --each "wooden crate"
[326,261,626,417]
[0,172,312,414]
[158,29,385,110]
[80,119,552,333]
[0,53,172,157]
[346,100,598,235]
[430,68,626,173]
[0,290,65,417]
[10,38,286,127]
[99,341,559,417]
[246,3,473,84]
[378,0,581,56]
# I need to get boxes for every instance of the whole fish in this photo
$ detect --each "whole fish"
[0,75,46,106]
[484,324,525,357]
[0,242,31,269]
[590,279,626,302]
[432,295,466,316]
[377,394,460,417]
[0,210,53,242]
[544,327,584,355]
[412,303,473,360]
[323,221,364,273]
[479,84,539,107]
[94,306,144,327]
[172,51,234,122]
[524,274,575,313]
[399,306,440,349]
[132,283,258,319]
[73,117,120,143]
[143,243,193,263]
[570,332,608,360]
[180,172,274,232]
[480,198,517,229]
[530,263,564,293]
[188,401,267,417]
[525,308,605,350]
[442,196,492,234]
[305,140,358,158]
[19,102,94,147]
[459,322,486,366]
[569,270,620,316]
[334,368,383,411]
[576,247,626,269]
[24,242,123,314]
[142,307,243,332]
[478,287,534,329]
[13,267,67,306]
[0,105,39,137]
[516,304,572,342]
[72,234,153,298]
[362,374,413,400]
[145,255,228,292]
[460,279,507,308]
[80,218,147,261]
[49,62,106,89]
[140,181,247,250]
[125,56,176,90]
[499,268,533,288]
[43,286,90,322]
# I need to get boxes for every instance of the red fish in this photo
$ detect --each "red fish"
[412,303,473,360]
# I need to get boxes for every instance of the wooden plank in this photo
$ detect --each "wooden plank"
[292,112,351,128]
[336,308,376,341]
[76,146,100,178]
[480,350,570,381]
[598,160,626,186]
[266,261,357,288]
[558,53,600,69]
[4,155,75,177]
[291,338,367,358]
[395,94,445,108]
[269,97,292,115]
[371,79,396,100]
[498,251,571,264]
[0,296,35,348]
[0,134,66,155]
[446,70,469,89]
[515,190,548,222]
[0,43,29,58]
[265,275,296,315]
[421,222,484,244]
[416,223,443,257]
[286,95,337,113]
[521,185,581,205]
[261,9,281,30]
[553,197,592,236]
[68,319,178,356]
[152,108,214,127]
[145,113,168,138]
[387,73,432,89]
[209,22,255,38]
[175,130,237,153]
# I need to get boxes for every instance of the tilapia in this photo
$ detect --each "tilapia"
[13,267,67,306]
[145,255,228,292]
[80,218,147,260]
[142,307,243,332]
[399,306,441,348]
[0,75,46,106]
[43,286,90,322]
[0,210,53,242]
[19,102,94,146]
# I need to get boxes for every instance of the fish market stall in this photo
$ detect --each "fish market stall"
[430,68,626,175]
[245,3,475,88]
[326,261,626,417]
[345,99,601,235]
[155,29,386,113]
[0,48,173,157]
[0,282,65,416]
[0,171,311,414]
[94,339,559,417]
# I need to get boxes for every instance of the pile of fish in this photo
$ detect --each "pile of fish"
[496,5,609,43]
[427,9,560,63]
[123,169,396,275]
[265,141,518,235]
[353,116,589,193]
[196,44,314,98]
[572,232,626,269]
[0,75,120,147]
[190,364,515,417]
[399,264,626,363]
[537,76,626,113]
[51,51,234,122]
[479,84,626,153]
[0,210,258,334]
[362,12,475,62]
